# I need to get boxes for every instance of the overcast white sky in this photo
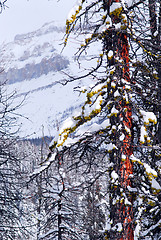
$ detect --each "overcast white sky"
[0,0,76,44]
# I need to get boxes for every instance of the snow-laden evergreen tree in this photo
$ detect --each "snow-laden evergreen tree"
[32,0,161,239]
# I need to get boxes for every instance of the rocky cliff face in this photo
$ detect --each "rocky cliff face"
[0,22,69,84]
[0,21,84,138]
[1,55,69,84]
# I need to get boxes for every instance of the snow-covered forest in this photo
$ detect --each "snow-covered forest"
[0,0,161,239]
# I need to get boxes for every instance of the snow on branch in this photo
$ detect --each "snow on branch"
[30,152,57,178]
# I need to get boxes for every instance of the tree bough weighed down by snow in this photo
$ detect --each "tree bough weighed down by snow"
[32,0,161,239]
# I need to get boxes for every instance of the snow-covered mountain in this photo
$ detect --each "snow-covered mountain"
[0,21,90,139]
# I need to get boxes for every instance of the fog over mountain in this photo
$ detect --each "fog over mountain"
[0,21,88,139]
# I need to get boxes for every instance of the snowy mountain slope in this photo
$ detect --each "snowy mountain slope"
[1,22,64,68]
[0,21,98,138]
[9,71,85,138]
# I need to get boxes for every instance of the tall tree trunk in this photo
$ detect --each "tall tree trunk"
[107,1,134,239]
[118,32,134,240]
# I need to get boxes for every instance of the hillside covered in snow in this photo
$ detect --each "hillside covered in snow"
[0,21,93,139]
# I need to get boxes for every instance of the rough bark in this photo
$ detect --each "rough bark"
[109,1,134,239]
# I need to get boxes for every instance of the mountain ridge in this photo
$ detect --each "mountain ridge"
[0,21,85,139]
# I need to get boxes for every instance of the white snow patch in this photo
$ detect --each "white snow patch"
[125,198,132,205]
[59,117,76,133]
[114,90,120,98]
[140,110,157,125]
[114,22,121,30]
[111,170,119,182]
[108,50,113,58]
[151,178,161,190]
[110,2,122,14]
[111,106,119,115]
[107,143,117,151]
[121,154,126,161]
[119,133,125,141]
[143,163,158,178]
[140,126,147,143]
[130,154,141,163]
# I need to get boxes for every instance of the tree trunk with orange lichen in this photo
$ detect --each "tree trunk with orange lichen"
[118,32,134,240]
[108,1,134,239]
